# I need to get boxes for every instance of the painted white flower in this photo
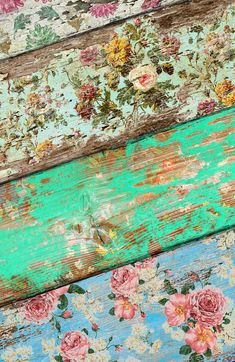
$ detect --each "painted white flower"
[125,336,147,354]
[41,338,56,355]
[129,291,144,305]
[72,295,87,310]
[162,321,184,341]
[1,348,18,362]
[128,64,157,92]
[132,323,148,336]
[150,339,162,354]
[90,338,107,351]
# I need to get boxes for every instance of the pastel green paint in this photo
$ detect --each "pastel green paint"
[0,107,234,305]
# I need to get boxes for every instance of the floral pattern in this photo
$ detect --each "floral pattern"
[0,0,166,59]
[0,230,234,361]
[0,5,234,180]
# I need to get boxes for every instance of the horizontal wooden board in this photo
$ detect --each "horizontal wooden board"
[0,0,234,183]
[0,107,234,306]
[0,0,182,60]
[0,229,234,361]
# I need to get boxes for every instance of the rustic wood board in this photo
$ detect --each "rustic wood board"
[0,0,234,183]
[0,0,182,60]
[0,107,234,306]
[0,229,234,361]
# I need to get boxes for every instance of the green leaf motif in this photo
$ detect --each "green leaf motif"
[37,6,59,21]
[54,356,63,362]
[189,353,204,362]
[82,328,88,335]
[68,284,86,294]
[179,345,192,355]
[108,293,116,300]
[55,320,61,333]
[109,307,115,316]
[164,279,177,295]
[182,325,190,332]
[158,298,168,305]
[181,281,195,295]
[88,348,95,354]
[204,349,212,357]
[14,14,31,32]
[58,294,68,310]
[26,24,60,50]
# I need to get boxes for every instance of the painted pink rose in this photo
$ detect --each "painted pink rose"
[60,331,90,361]
[80,47,99,66]
[110,265,139,297]
[197,99,217,116]
[190,288,227,327]
[114,296,138,320]
[165,293,191,326]
[185,323,217,354]
[160,36,181,56]
[141,0,160,11]
[23,292,58,324]
[0,0,24,14]
[89,2,118,18]
[129,65,157,92]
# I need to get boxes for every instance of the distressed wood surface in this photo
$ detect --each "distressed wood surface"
[0,230,234,361]
[0,107,234,307]
[0,0,234,183]
[0,0,182,60]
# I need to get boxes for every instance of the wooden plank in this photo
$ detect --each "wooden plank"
[0,107,234,306]
[0,0,183,60]
[0,229,234,361]
[0,0,234,183]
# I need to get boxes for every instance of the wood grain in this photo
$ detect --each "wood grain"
[0,229,234,361]
[0,107,234,307]
[0,0,182,60]
[0,0,234,183]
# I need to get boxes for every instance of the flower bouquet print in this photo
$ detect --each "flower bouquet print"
[0,230,234,361]
[0,0,170,59]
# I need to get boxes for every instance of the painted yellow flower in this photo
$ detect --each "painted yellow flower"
[104,34,131,67]
[35,140,54,158]
[215,80,235,106]
[27,92,41,107]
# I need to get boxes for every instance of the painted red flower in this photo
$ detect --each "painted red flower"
[0,0,24,14]
[189,288,227,327]
[60,331,90,361]
[141,0,160,11]
[114,297,138,320]
[89,2,118,18]
[165,293,191,326]
[185,323,217,354]
[110,265,139,297]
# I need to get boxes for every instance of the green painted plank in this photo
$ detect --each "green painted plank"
[0,107,234,306]
[0,230,234,361]
[0,1,234,183]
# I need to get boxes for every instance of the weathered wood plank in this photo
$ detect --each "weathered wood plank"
[0,230,234,361]
[0,107,234,306]
[0,0,182,60]
[0,0,234,183]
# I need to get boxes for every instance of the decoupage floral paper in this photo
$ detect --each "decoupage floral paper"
[1,5,234,180]
[0,230,234,361]
[0,0,179,59]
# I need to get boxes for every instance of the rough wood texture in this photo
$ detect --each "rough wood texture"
[0,0,182,60]
[0,0,234,183]
[0,107,234,307]
[0,230,234,361]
